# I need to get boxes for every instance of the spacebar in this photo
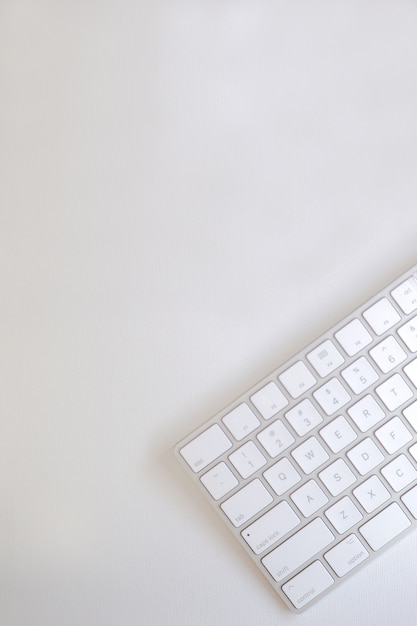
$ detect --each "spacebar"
[359,502,411,550]
[261,518,334,582]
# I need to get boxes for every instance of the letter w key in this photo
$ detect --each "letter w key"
[291,437,329,474]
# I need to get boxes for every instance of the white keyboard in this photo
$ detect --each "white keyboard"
[175,264,417,612]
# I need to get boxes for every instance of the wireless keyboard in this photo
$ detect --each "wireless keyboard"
[175,263,417,612]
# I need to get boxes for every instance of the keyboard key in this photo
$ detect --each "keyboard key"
[313,378,351,416]
[222,403,260,440]
[263,458,301,495]
[375,417,412,454]
[391,275,417,314]
[334,318,372,357]
[403,400,417,432]
[291,436,329,474]
[380,454,417,492]
[256,419,294,458]
[250,382,288,420]
[353,475,391,513]
[401,485,417,518]
[290,479,329,517]
[319,415,357,453]
[261,518,334,582]
[200,462,239,500]
[278,361,316,399]
[347,438,384,475]
[307,340,344,377]
[324,534,369,577]
[241,502,300,555]
[347,395,385,432]
[221,479,273,527]
[369,336,407,373]
[285,399,323,437]
[318,459,356,497]
[397,315,417,352]
[410,443,417,462]
[363,298,401,335]
[404,357,417,388]
[180,424,232,472]
[282,561,334,609]
[341,357,379,394]
[359,503,411,550]
[325,496,363,534]
[375,373,414,411]
[229,441,267,478]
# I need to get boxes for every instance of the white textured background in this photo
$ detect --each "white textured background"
[1,2,417,625]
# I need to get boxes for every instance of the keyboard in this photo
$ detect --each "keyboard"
[175,263,417,612]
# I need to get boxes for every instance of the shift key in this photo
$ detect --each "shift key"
[262,518,334,581]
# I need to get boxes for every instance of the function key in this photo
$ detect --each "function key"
[306,339,344,377]
[222,403,260,440]
[250,381,288,420]
[363,298,401,335]
[391,275,417,314]
[278,361,316,399]
[334,318,372,356]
